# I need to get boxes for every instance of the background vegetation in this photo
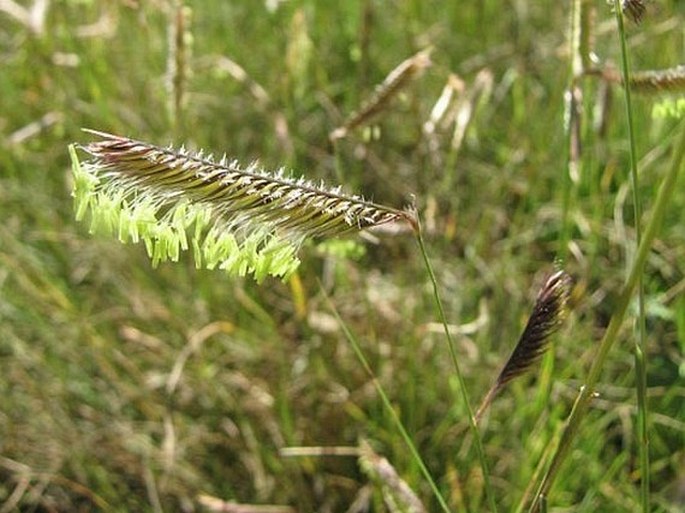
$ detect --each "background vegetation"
[1,0,683,511]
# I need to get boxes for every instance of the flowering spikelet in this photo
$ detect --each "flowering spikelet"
[621,0,646,24]
[626,66,685,93]
[595,65,685,94]
[70,130,413,281]
[475,270,572,422]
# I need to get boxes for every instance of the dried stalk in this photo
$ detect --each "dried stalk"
[358,440,427,513]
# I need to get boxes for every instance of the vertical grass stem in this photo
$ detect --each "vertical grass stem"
[612,3,650,510]
[415,226,498,513]
[529,121,685,512]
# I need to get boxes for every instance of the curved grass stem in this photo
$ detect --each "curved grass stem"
[321,285,452,513]
[415,224,498,513]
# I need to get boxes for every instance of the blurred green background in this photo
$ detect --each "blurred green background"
[1,1,684,511]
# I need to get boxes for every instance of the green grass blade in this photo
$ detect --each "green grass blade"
[321,285,452,513]
[415,225,498,513]
[612,3,650,510]
[529,121,685,512]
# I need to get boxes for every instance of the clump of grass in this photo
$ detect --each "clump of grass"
[71,126,497,511]
[3,1,682,511]
[71,130,414,281]
[529,121,685,512]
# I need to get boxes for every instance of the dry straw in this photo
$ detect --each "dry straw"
[358,440,427,513]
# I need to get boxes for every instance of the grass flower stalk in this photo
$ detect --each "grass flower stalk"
[70,130,413,282]
[475,270,572,423]
[330,48,432,141]
[415,223,498,513]
[529,120,685,512]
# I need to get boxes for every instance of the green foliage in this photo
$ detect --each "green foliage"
[1,1,684,512]
[653,97,685,119]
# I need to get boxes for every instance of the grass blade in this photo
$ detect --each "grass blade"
[321,285,452,513]
[415,223,498,513]
[612,2,649,510]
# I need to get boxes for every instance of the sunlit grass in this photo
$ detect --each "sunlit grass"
[1,1,684,512]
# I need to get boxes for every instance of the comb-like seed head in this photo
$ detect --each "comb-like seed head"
[71,131,413,281]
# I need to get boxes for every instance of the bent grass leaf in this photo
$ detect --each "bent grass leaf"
[70,131,413,281]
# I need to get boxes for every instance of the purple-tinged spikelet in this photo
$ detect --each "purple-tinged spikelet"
[475,270,572,422]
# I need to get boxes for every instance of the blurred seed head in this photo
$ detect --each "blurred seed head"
[621,0,646,24]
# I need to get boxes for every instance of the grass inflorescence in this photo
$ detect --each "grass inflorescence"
[71,130,412,281]
[1,1,684,512]
[475,270,573,423]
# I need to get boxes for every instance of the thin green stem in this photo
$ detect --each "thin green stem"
[321,285,452,513]
[529,121,685,512]
[613,3,650,511]
[415,225,498,513]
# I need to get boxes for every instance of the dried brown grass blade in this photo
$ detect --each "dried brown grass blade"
[197,495,295,513]
[450,69,493,152]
